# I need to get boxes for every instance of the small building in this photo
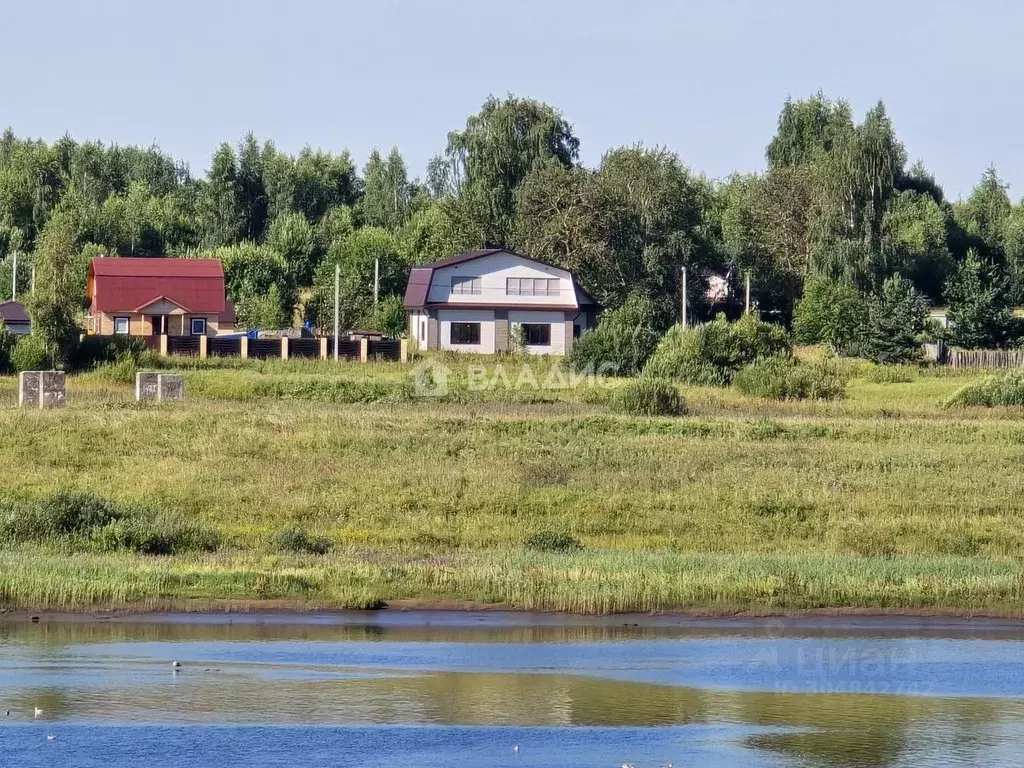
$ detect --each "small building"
[0,300,30,335]
[403,249,599,355]
[86,257,235,337]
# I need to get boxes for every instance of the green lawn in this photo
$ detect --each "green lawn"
[1,355,1023,614]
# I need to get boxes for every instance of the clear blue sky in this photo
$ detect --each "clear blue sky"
[3,0,1020,200]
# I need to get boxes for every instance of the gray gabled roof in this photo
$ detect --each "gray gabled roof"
[0,301,29,324]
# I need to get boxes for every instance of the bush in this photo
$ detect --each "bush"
[39,491,129,534]
[0,491,220,555]
[271,524,332,555]
[523,530,583,553]
[945,374,1024,408]
[69,334,145,372]
[10,334,52,372]
[792,277,867,354]
[865,365,917,384]
[92,516,222,555]
[612,377,686,416]
[0,325,15,374]
[568,294,660,377]
[644,314,791,385]
[733,357,845,401]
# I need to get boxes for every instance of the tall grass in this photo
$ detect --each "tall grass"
[0,359,1022,613]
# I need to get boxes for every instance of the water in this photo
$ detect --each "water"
[2,613,1024,767]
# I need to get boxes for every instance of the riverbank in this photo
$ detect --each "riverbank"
[1,358,1023,615]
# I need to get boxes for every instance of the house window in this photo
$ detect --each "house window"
[190,318,207,336]
[450,322,481,345]
[113,316,130,335]
[507,277,560,296]
[451,276,482,295]
[521,323,551,346]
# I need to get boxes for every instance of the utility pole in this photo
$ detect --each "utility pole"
[680,266,688,328]
[333,264,340,361]
[744,272,751,314]
[10,250,16,302]
[373,258,379,309]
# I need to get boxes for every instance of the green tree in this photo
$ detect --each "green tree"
[359,294,406,337]
[860,275,927,364]
[446,95,579,246]
[201,143,242,247]
[360,147,412,231]
[944,250,1016,349]
[792,277,867,354]
[266,212,315,285]
[209,242,293,328]
[28,202,87,365]
[236,132,268,241]
[310,227,405,332]
[955,166,1012,259]
[880,190,953,299]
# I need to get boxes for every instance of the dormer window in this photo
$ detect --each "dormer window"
[451,276,482,295]
[507,277,560,296]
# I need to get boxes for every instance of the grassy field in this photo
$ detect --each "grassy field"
[1,353,1024,615]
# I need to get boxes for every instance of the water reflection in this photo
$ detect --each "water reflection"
[1,616,1023,767]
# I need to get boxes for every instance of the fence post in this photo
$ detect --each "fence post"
[240,336,249,359]
[400,338,409,364]
[281,336,290,361]
[359,338,368,364]
[320,337,328,360]
[199,335,208,359]
[159,334,169,356]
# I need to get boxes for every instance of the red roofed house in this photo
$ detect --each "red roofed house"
[86,257,236,337]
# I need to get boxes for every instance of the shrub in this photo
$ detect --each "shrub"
[92,516,222,555]
[568,294,660,377]
[0,325,15,374]
[523,530,583,553]
[69,334,145,372]
[10,334,52,372]
[0,492,220,555]
[644,314,791,385]
[270,524,332,555]
[865,365,917,384]
[39,491,129,534]
[792,277,867,354]
[612,377,686,416]
[733,357,845,401]
[945,374,1024,408]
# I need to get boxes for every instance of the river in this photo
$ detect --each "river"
[1,613,1022,767]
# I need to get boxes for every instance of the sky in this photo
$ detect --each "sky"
[2,0,1022,200]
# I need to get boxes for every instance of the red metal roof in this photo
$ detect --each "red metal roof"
[89,258,226,314]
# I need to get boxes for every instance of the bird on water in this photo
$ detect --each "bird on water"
[34,707,43,718]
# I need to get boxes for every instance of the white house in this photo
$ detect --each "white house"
[404,249,600,355]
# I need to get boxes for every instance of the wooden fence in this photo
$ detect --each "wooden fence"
[926,341,1024,370]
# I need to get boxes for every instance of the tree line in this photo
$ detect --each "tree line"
[2,92,1023,365]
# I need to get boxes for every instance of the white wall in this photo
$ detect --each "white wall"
[428,251,578,308]
[407,310,428,345]
[509,310,567,356]
[438,309,496,354]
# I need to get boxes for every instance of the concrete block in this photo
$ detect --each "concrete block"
[18,371,40,407]
[39,371,66,409]
[157,374,185,402]
[135,372,160,401]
